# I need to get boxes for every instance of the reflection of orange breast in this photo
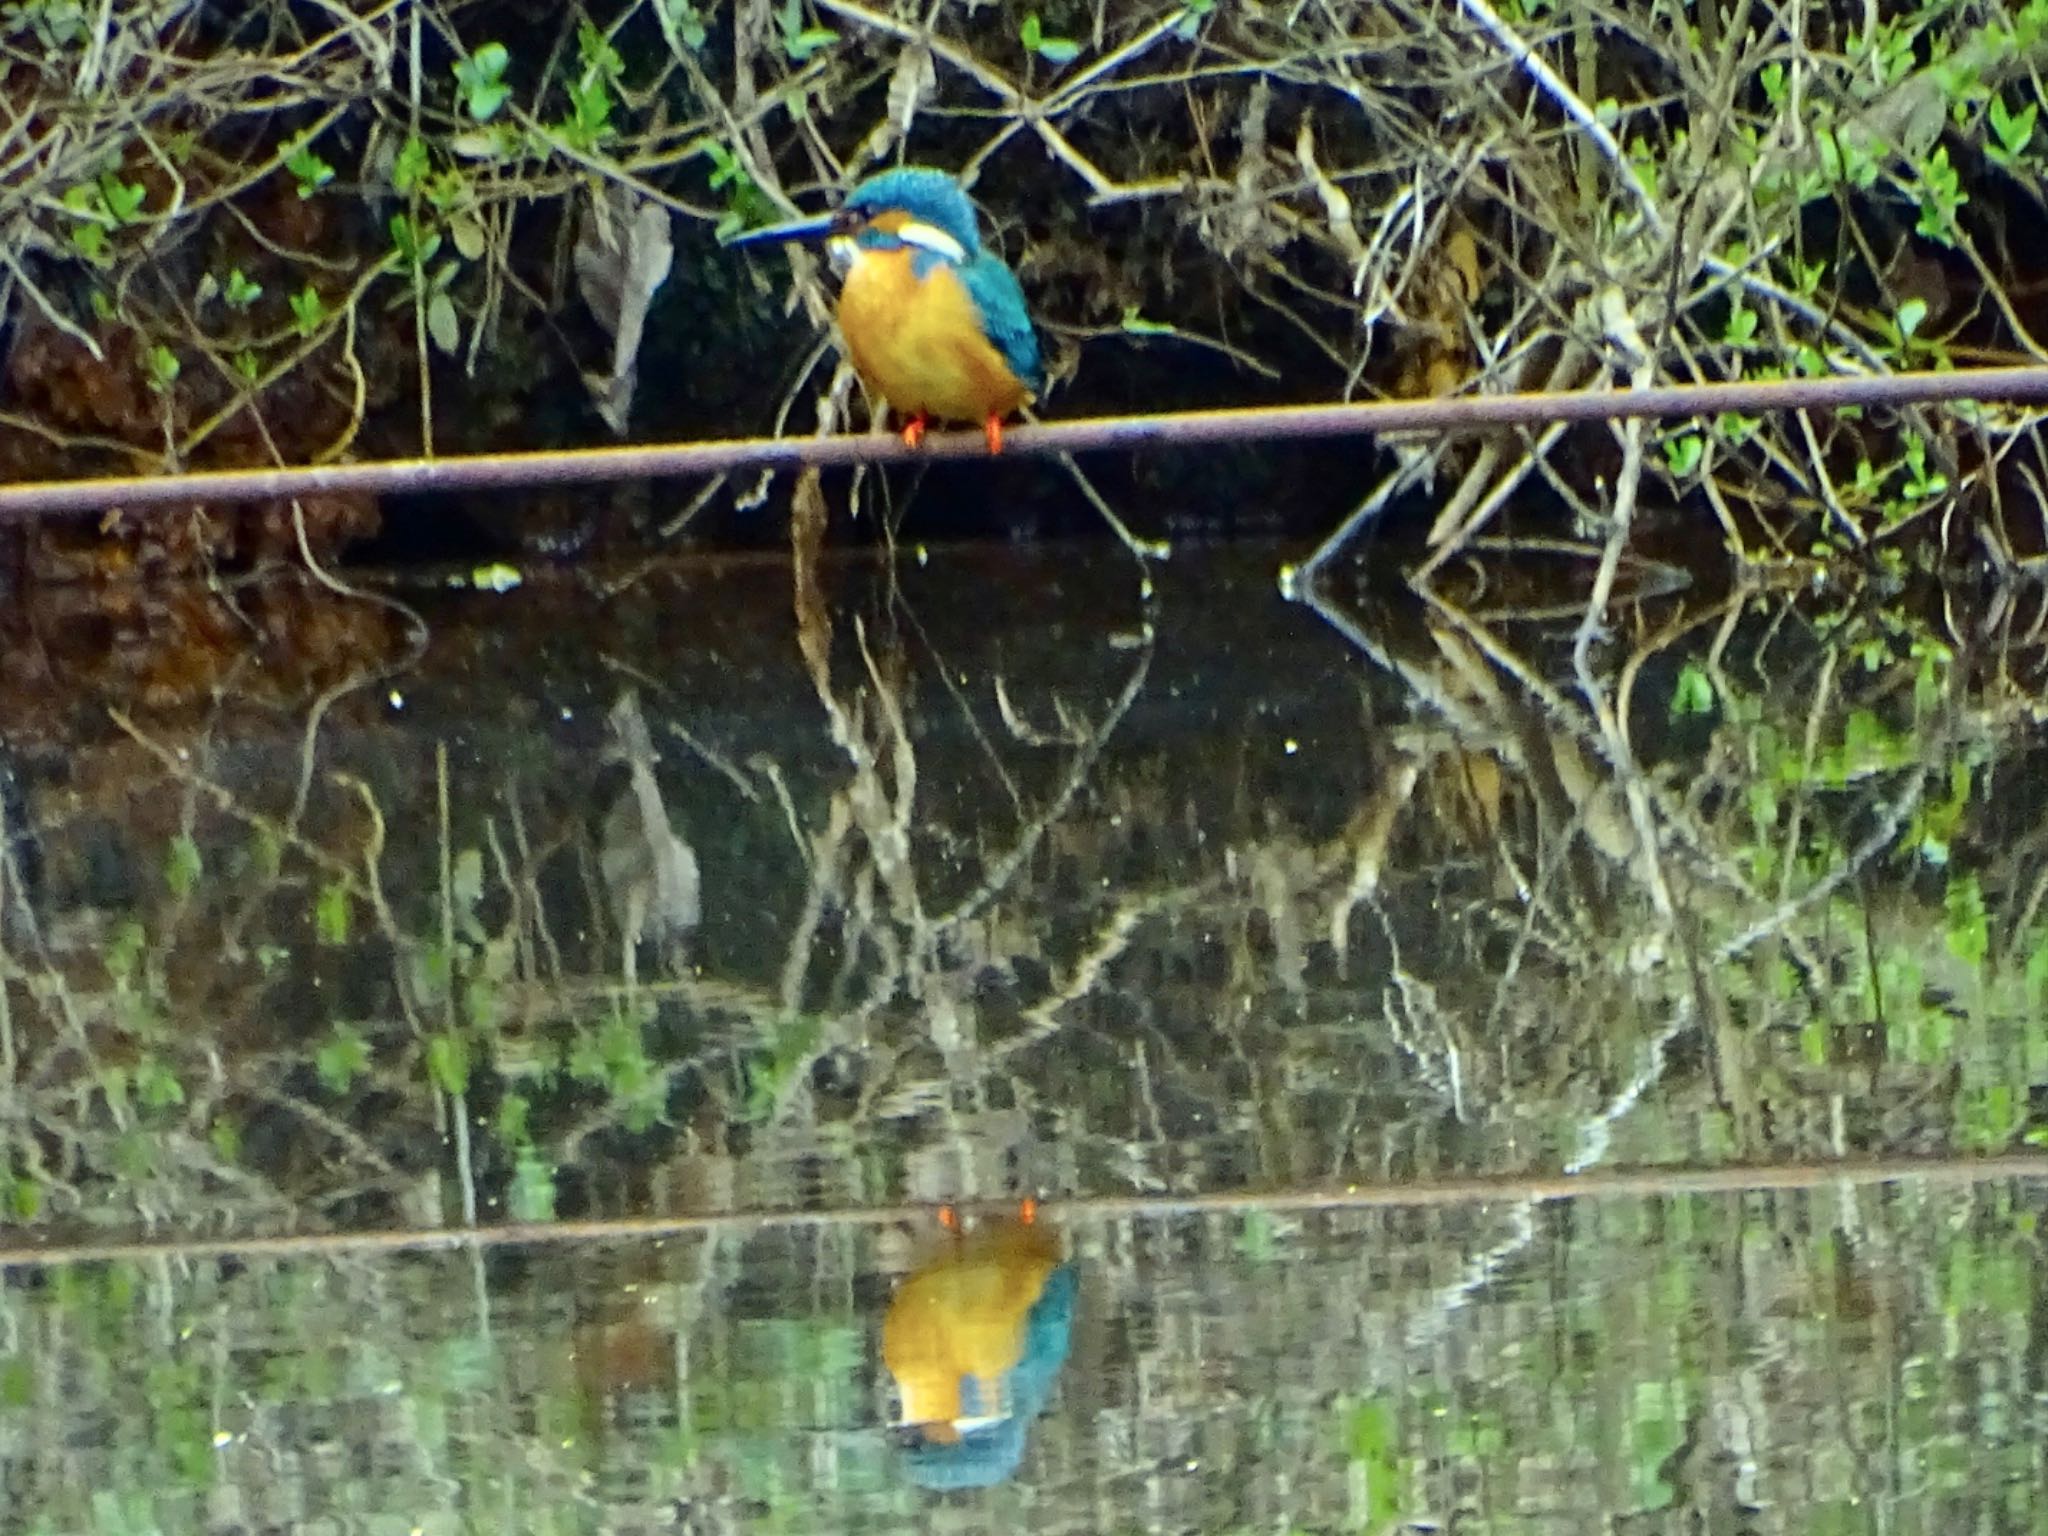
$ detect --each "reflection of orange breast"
[836,248,1029,425]
[881,1217,1062,1440]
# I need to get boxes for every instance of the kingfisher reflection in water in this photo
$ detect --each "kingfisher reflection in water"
[880,1200,1077,1490]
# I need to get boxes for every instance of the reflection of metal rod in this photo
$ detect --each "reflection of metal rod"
[3,366,2046,521]
[3,1153,2043,1269]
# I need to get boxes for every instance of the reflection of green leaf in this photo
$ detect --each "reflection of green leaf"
[315,881,351,945]
[0,1355,33,1406]
[165,833,202,898]
[1629,1380,1681,1510]
[106,919,147,986]
[136,1056,184,1109]
[510,1149,557,1220]
[317,1027,370,1094]
[427,1032,472,1096]
[1344,1397,1405,1523]
[1944,873,1988,968]
[1236,1208,1279,1262]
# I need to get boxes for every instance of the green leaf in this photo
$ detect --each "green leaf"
[71,223,110,266]
[784,25,837,59]
[1663,432,1703,477]
[145,344,180,394]
[450,214,487,261]
[393,134,431,194]
[1895,296,1927,340]
[290,284,326,338]
[454,42,512,121]
[224,268,263,308]
[286,143,335,197]
[1669,661,1714,718]
[1988,94,2036,158]
[1035,35,1081,63]
[427,291,461,354]
[99,174,145,223]
[389,212,441,266]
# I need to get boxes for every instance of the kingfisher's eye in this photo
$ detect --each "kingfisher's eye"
[828,207,862,236]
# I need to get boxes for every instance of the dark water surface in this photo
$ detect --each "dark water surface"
[1,537,2045,1531]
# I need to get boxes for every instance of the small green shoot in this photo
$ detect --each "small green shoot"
[1021,12,1081,63]
[453,42,512,122]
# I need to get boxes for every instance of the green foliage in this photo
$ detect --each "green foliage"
[1661,432,1702,478]
[1911,145,1968,245]
[453,42,511,122]
[1668,662,1714,719]
[222,268,262,308]
[289,284,327,339]
[316,1026,371,1094]
[658,0,709,53]
[1343,1397,1407,1526]
[1985,95,2037,168]
[313,880,352,945]
[508,1148,558,1220]
[1021,12,1081,64]
[1943,873,1988,968]
[427,1031,472,1096]
[776,0,837,61]
[285,140,334,198]
[163,833,202,898]
[142,344,179,395]
[134,1056,184,1111]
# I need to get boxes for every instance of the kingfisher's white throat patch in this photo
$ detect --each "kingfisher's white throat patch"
[893,220,967,265]
[825,234,857,271]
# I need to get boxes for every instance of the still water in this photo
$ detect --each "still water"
[0,537,2045,1530]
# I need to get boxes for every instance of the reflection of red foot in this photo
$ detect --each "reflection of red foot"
[900,414,929,450]
[983,414,1004,454]
[1017,1196,1039,1226]
[936,1203,961,1232]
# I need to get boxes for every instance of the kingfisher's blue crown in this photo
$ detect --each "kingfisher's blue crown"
[844,168,984,255]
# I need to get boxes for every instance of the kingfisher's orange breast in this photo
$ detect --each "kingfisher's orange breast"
[836,248,1030,425]
[880,1217,1062,1437]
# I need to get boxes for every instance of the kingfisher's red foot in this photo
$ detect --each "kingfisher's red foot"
[936,1203,961,1232]
[1017,1195,1039,1226]
[900,414,929,450]
[983,414,1005,455]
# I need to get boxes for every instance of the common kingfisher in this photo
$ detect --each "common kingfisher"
[880,1200,1076,1490]
[725,167,1046,454]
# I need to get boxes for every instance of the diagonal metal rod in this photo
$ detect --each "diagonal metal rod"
[0,365,2043,522]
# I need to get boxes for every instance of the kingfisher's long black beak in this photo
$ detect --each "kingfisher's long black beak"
[720,212,836,247]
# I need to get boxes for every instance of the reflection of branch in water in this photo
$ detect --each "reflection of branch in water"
[938,635,1153,934]
[1403,996,1697,1353]
[602,691,702,987]
[11,1143,2042,1270]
